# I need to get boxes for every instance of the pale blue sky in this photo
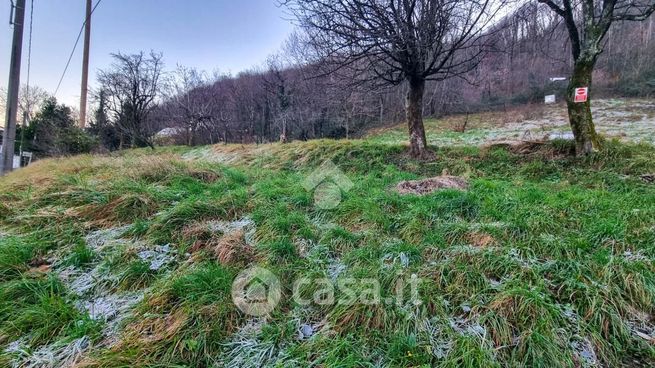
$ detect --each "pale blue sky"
[0,0,295,106]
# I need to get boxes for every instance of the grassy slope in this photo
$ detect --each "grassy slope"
[0,138,654,367]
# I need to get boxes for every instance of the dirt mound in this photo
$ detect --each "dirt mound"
[395,175,468,195]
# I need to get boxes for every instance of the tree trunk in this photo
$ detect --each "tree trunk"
[280,118,288,143]
[566,60,601,156]
[345,118,349,139]
[406,77,428,157]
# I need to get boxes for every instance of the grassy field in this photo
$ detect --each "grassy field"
[1,136,655,367]
[369,99,655,147]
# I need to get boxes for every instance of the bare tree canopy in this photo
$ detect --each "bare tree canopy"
[97,51,164,148]
[537,0,655,155]
[163,65,218,146]
[0,84,51,125]
[282,0,509,157]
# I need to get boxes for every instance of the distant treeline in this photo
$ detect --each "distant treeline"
[5,1,654,156]
[147,2,654,146]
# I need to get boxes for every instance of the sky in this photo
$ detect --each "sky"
[0,0,295,107]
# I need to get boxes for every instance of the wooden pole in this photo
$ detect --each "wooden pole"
[79,0,92,128]
[1,0,26,174]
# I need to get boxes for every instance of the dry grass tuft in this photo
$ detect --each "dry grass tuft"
[123,155,186,183]
[184,222,254,265]
[120,155,221,184]
[485,140,547,154]
[331,303,389,332]
[73,193,157,227]
[209,229,253,265]
[395,175,469,195]
[499,104,546,125]
[466,231,496,247]
[182,222,214,244]
[484,140,576,158]
[0,202,12,220]
[128,308,190,344]
[188,168,220,183]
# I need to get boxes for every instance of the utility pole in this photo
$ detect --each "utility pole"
[79,0,92,128]
[1,0,26,175]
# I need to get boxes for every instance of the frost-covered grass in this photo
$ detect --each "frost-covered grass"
[1,136,655,367]
[369,98,655,147]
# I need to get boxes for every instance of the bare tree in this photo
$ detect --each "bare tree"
[164,65,217,146]
[19,85,51,123]
[283,0,507,157]
[265,56,292,143]
[97,51,164,148]
[0,84,50,124]
[137,5,655,151]
[538,0,655,155]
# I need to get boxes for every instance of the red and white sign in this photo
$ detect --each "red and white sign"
[574,87,588,103]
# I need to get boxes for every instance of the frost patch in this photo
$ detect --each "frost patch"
[4,336,29,355]
[207,217,256,246]
[507,248,554,269]
[464,221,508,230]
[55,227,153,340]
[5,336,90,368]
[626,315,655,343]
[555,304,600,366]
[300,239,347,281]
[447,244,486,255]
[58,266,116,297]
[85,225,132,251]
[558,304,581,325]
[78,292,144,333]
[137,244,176,270]
[419,318,453,359]
[547,131,575,140]
[570,338,599,367]
[8,225,173,367]
[217,318,292,367]
[449,316,486,338]
[327,259,347,281]
[623,250,649,262]
[375,98,655,147]
[487,277,503,289]
[381,252,410,269]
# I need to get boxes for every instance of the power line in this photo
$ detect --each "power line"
[54,0,102,96]
[25,0,33,107]
[20,0,33,156]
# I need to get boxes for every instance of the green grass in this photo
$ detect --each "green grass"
[1,138,655,366]
[64,242,97,267]
[0,273,101,348]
